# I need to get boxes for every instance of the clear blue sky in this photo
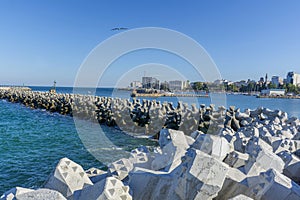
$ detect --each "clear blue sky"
[0,0,300,86]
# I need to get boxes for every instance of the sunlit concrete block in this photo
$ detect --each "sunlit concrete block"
[76,177,132,200]
[44,157,93,198]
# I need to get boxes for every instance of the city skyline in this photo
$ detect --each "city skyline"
[0,1,300,86]
[128,70,300,87]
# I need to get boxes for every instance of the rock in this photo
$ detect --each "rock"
[75,177,132,200]
[43,157,93,199]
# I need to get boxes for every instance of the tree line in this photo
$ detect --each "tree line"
[191,82,300,94]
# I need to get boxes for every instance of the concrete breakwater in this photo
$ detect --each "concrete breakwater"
[0,88,299,139]
[257,95,300,99]
[1,105,300,199]
[0,87,264,136]
[131,92,209,98]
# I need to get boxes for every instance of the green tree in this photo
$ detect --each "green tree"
[192,82,206,91]
[268,83,277,89]
[284,83,300,94]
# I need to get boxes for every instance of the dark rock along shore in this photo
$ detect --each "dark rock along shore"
[1,88,300,199]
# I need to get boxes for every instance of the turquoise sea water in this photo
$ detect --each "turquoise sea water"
[0,96,156,193]
[0,86,299,193]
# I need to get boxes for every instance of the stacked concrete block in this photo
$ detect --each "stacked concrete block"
[0,188,66,200]
[108,158,133,181]
[75,177,132,200]
[43,158,93,199]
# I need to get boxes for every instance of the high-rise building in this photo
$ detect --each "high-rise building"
[271,76,283,87]
[287,72,300,86]
[142,77,152,89]
[142,77,159,89]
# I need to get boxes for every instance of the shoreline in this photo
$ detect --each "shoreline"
[257,95,300,99]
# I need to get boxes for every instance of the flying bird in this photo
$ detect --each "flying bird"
[111,27,128,31]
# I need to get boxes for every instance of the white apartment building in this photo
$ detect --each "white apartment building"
[169,80,187,90]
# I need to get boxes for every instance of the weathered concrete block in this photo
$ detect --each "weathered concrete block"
[277,151,300,184]
[43,157,93,198]
[242,138,285,176]
[75,177,132,200]
[0,188,66,200]
[151,129,189,171]
[17,189,66,200]
[0,187,34,200]
[129,149,229,200]
[192,134,232,161]
[272,139,296,154]
[128,168,172,200]
[190,130,204,139]
[246,169,300,199]
[187,150,229,199]
[85,167,108,184]
[228,194,253,200]
[231,133,248,153]
[215,167,248,199]
[224,151,249,168]
[128,146,155,170]
[108,158,133,180]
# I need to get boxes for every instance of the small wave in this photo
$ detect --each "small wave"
[88,147,124,151]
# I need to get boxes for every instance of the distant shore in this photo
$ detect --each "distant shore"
[257,95,300,99]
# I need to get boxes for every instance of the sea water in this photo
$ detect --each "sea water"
[0,98,156,193]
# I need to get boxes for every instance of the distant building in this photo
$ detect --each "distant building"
[169,80,187,90]
[233,80,247,87]
[271,76,283,87]
[142,77,159,89]
[261,89,285,96]
[160,81,169,91]
[287,71,300,86]
[259,77,264,83]
[130,81,142,88]
[213,79,224,85]
[142,77,152,88]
